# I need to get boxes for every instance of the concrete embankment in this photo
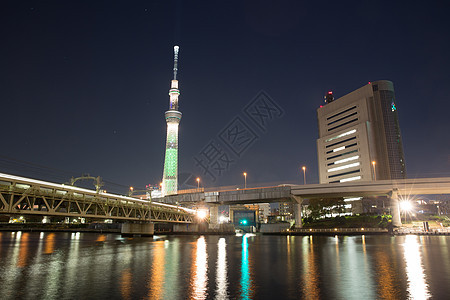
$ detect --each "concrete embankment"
[0,227,120,233]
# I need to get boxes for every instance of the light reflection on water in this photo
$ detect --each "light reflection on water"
[191,236,208,300]
[0,232,449,299]
[215,238,228,300]
[403,235,431,299]
[148,241,165,299]
[240,234,253,299]
[301,235,319,299]
[43,232,55,254]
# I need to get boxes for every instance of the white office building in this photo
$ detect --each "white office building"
[317,80,406,184]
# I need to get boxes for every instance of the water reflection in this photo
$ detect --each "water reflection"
[121,269,132,300]
[240,234,253,299]
[190,236,208,300]
[44,233,56,254]
[148,241,165,300]
[0,233,448,299]
[301,236,319,299]
[342,237,375,299]
[96,234,106,242]
[374,245,399,299]
[63,232,81,298]
[215,238,228,299]
[17,232,30,267]
[163,238,180,299]
[403,235,430,299]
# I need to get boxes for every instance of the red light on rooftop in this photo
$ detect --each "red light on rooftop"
[328,91,333,94]
[368,82,371,84]
[320,105,323,108]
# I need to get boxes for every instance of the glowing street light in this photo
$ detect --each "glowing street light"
[243,172,247,189]
[197,209,208,220]
[196,177,200,190]
[400,200,412,211]
[400,200,412,223]
[372,161,377,181]
[302,166,306,185]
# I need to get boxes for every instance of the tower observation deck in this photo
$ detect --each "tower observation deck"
[162,46,182,196]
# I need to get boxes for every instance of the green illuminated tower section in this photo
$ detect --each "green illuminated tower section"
[162,46,182,196]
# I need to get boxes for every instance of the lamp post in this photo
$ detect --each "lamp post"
[400,200,412,223]
[196,177,200,190]
[302,166,306,185]
[129,186,134,196]
[372,161,376,181]
[243,172,247,189]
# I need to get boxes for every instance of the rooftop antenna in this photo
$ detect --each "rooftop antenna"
[325,91,334,104]
[173,45,179,80]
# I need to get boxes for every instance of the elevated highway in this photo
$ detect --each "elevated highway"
[162,177,450,227]
[289,177,450,199]
[163,177,450,204]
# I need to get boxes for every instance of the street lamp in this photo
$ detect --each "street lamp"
[302,166,306,185]
[400,200,412,223]
[197,209,208,220]
[129,186,134,196]
[243,172,247,189]
[372,161,376,181]
[196,177,200,190]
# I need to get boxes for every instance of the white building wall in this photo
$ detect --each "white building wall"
[317,84,376,184]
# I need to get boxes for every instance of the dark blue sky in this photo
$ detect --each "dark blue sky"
[1,0,449,192]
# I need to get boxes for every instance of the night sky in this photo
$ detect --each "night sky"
[1,1,449,193]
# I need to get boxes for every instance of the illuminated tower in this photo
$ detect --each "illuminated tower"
[161,46,182,196]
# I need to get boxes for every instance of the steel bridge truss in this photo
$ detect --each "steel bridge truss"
[0,176,194,223]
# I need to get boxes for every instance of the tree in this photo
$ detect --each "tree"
[308,198,346,219]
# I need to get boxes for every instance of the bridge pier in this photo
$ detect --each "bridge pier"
[209,205,219,225]
[291,195,303,228]
[121,223,154,237]
[390,189,402,227]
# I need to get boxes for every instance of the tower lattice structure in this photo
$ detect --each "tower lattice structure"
[162,46,182,196]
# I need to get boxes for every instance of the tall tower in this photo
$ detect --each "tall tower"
[161,46,182,196]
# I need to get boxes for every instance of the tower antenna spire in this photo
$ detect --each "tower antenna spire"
[173,45,179,80]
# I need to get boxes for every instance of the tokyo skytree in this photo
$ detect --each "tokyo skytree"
[161,46,182,196]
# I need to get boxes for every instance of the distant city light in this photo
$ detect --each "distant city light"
[219,215,228,223]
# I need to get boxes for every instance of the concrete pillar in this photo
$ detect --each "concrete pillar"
[229,205,234,224]
[390,189,402,227]
[121,223,154,237]
[291,195,303,228]
[209,205,219,225]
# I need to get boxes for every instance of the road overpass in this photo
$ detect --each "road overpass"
[161,177,450,227]
[289,177,450,198]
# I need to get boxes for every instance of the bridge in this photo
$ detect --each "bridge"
[0,172,196,226]
[161,177,450,227]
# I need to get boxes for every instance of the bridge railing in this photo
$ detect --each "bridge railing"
[177,184,294,195]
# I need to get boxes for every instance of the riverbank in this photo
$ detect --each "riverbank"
[1,225,449,236]
[0,227,121,233]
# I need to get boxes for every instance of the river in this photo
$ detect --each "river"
[0,232,449,299]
